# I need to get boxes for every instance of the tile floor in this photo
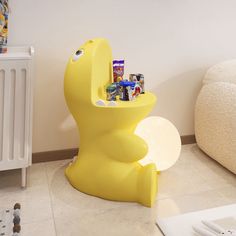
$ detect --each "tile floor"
[0,144,235,236]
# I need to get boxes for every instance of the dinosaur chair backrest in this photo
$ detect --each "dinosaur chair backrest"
[64,38,112,111]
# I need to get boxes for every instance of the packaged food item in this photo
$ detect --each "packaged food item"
[113,60,124,82]
[114,82,120,94]
[106,84,117,101]
[136,74,145,94]
[119,81,135,101]
[133,83,142,97]
[106,82,119,101]
[129,73,145,94]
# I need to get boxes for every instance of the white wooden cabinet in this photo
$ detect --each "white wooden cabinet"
[0,46,34,187]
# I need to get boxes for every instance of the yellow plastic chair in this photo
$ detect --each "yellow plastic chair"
[64,38,157,207]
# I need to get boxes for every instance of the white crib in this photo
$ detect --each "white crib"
[0,47,34,187]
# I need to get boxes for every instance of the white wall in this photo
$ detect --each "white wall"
[8,0,236,152]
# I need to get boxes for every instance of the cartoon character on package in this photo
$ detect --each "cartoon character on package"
[127,86,136,101]
[106,83,119,101]
[133,83,142,97]
[129,74,145,94]
[113,60,125,82]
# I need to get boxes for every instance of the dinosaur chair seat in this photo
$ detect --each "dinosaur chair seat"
[64,38,158,207]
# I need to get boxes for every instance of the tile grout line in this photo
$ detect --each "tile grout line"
[44,163,58,236]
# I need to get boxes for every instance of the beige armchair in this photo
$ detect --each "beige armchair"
[195,60,236,174]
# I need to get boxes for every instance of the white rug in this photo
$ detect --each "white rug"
[0,204,21,236]
[156,204,236,236]
[0,208,14,235]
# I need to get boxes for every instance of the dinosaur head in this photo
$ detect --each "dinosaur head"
[64,38,113,115]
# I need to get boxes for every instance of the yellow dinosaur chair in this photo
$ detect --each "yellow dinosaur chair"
[64,38,157,207]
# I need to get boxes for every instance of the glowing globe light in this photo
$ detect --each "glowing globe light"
[135,116,181,171]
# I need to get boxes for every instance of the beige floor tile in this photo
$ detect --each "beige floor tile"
[156,189,232,219]
[45,159,71,182]
[54,203,160,236]
[158,144,236,199]
[27,163,49,187]
[217,186,236,203]
[0,163,53,224]
[21,219,56,236]
[0,186,53,224]
[0,163,48,194]
[158,165,213,199]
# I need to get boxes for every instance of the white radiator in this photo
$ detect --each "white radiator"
[0,47,34,187]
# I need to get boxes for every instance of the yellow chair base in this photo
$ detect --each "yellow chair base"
[66,158,157,207]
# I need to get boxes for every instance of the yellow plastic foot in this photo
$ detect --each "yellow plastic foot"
[138,164,157,207]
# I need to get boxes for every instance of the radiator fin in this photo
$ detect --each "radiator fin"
[8,69,16,160]
[11,68,27,160]
[0,70,4,161]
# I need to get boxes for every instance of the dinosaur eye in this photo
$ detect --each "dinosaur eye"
[73,49,84,61]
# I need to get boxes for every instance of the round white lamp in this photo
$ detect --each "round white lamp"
[135,116,181,171]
